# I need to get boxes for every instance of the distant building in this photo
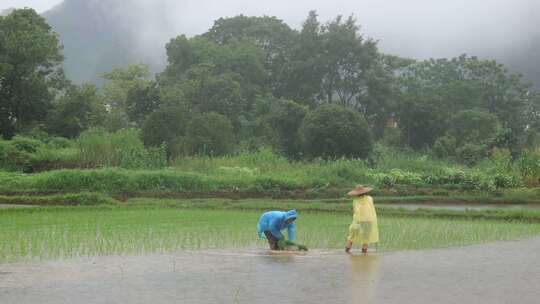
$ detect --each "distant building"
[386,113,398,128]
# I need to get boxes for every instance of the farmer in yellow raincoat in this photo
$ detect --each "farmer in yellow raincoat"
[345,185,379,254]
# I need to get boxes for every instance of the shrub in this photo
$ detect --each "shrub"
[0,141,29,171]
[380,127,402,147]
[448,109,501,144]
[519,149,540,186]
[47,137,73,149]
[10,136,42,153]
[46,84,106,138]
[24,147,79,172]
[78,128,166,169]
[300,104,373,159]
[433,135,457,158]
[265,99,307,157]
[456,144,486,167]
[142,106,189,158]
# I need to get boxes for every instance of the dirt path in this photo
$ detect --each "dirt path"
[1,237,539,304]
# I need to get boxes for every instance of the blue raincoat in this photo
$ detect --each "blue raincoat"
[257,210,297,241]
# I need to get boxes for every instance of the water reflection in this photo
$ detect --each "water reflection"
[350,255,379,303]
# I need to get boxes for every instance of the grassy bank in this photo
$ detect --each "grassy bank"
[2,206,540,262]
[1,145,536,196]
[0,167,537,199]
[0,193,116,206]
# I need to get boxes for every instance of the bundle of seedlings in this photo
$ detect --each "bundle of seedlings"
[277,239,308,251]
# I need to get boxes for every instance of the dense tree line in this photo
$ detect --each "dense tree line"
[1,9,538,164]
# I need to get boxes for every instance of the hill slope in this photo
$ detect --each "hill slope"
[42,0,166,84]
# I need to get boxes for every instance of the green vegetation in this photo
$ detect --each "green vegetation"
[0,192,116,206]
[2,205,540,262]
[0,9,538,202]
[0,145,537,196]
[1,8,539,265]
[2,9,538,165]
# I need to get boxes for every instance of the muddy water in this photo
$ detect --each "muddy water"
[1,238,539,304]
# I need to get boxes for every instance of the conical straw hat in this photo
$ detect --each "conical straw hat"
[347,185,373,196]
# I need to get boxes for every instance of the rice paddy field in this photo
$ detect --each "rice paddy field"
[2,204,540,262]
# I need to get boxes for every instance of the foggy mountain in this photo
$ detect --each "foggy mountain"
[41,0,540,88]
[42,0,166,84]
[1,8,15,16]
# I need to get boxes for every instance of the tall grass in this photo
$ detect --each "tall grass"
[519,149,540,186]
[371,144,461,173]
[2,206,540,262]
[0,138,536,193]
[78,128,166,169]
[0,192,116,206]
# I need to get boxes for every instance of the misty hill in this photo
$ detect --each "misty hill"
[42,0,540,89]
[42,0,167,84]
[1,8,15,16]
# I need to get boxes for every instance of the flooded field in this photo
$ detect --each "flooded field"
[1,237,539,304]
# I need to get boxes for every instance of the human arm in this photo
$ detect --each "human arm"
[287,222,296,241]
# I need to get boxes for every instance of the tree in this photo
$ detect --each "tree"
[183,112,234,156]
[163,36,266,92]
[319,15,378,106]
[447,109,501,145]
[300,104,373,159]
[0,9,64,138]
[278,11,324,105]
[203,15,296,97]
[399,98,446,150]
[142,106,189,158]
[432,110,502,162]
[46,84,106,138]
[102,64,152,112]
[179,66,245,127]
[264,98,307,157]
[398,55,531,150]
[162,36,266,125]
[363,55,414,138]
[125,82,161,126]
[433,109,503,165]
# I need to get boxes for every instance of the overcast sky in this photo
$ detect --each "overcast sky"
[2,0,539,76]
[0,0,62,13]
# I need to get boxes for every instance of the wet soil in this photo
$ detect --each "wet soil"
[1,237,539,304]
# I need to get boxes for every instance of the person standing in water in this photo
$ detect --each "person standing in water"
[345,185,379,254]
[257,210,297,250]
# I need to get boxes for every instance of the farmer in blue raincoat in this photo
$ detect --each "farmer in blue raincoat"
[257,210,297,250]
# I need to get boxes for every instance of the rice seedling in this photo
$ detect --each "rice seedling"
[1,206,540,262]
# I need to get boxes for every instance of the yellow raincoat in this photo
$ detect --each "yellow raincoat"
[347,195,379,244]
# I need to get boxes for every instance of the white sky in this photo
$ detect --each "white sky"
[2,0,538,84]
[0,0,62,13]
